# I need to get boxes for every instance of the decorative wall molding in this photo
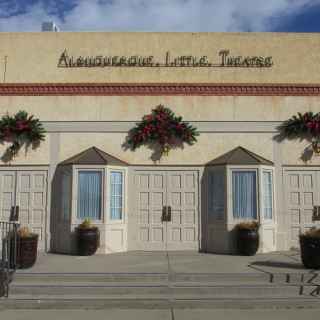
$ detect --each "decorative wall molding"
[0,83,320,96]
[43,121,280,133]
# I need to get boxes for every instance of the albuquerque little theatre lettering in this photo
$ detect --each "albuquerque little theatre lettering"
[58,49,273,68]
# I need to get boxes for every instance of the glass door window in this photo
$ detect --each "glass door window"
[232,171,257,219]
[77,171,102,220]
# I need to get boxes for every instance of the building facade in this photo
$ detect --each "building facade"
[0,32,319,254]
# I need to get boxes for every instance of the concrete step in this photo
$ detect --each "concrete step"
[10,283,169,296]
[13,272,320,285]
[9,282,320,298]
[1,297,320,310]
[174,272,320,284]
[6,271,320,310]
[13,273,169,283]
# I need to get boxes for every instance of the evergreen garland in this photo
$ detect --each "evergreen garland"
[278,112,320,139]
[127,105,199,157]
[277,111,320,155]
[0,110,46,159]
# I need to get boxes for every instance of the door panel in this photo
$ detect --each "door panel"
[135,170,199,251]
[166,171,199,250]
[0,171,16,221]
[285,170,320,248]
[136,171,167,250]
[16,171,47,250]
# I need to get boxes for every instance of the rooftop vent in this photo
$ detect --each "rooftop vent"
[41,22,60,32]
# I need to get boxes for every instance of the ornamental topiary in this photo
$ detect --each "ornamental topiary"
[126,105,199,159]
[0,110,46,161]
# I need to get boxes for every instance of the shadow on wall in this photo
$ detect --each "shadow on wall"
[273,124,317,164]
[300,144,314,163]
[200,166,236,254]
[50,165,76,255]
[200,169,206,253]
[122,137,186,163]
[0,142,41,163]
[50,166,64,253]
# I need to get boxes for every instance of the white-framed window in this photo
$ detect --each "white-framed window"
[232,170,258,219]
[208,170,225,220]
[109,170,124,221]
[262,170,273,220]
[61,170,72,222]
[77,170,103,220]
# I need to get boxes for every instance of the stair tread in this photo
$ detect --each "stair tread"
[6,294,320,300]
[10,282,320,287]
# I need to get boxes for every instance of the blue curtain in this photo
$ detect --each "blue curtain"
[110,171,123,220]
[77,171,102,220]
[232,171,257,219]
[263,171,273,219]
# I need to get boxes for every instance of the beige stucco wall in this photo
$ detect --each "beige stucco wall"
[58,132,273,165]
[0,95,319,121]
[1,131,318,166]
[0,32,320,84]
[0,94,319,165]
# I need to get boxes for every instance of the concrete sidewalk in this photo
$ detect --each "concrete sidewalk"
[17,250,309,275]
[2,309,320,320]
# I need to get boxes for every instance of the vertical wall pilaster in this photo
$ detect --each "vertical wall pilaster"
[273,136,288,250]
[46,132,60,252]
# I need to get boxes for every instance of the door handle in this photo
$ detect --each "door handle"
[15,206,19,221]
[167,206,172,222]
[162,206,167,222]
[313,206,320,221]
[9,206,15,222]
[9,206,19,222]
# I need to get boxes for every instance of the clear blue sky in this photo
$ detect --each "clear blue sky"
[0,0,320,32]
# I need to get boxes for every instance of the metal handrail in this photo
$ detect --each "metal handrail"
[0,221,19,297]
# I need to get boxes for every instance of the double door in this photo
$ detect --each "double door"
[0,170,47,249]
[135,170,199,251]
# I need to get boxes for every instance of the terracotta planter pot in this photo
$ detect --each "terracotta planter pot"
[300,235,320,269]
[237,229,259,256]
[16,234,38,269]
[76,227,100,256]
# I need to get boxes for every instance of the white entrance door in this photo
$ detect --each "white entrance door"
[135,170,199,251]
[0,170,48,250]
[284,169,320,248]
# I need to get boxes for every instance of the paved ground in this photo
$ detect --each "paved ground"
[1,309,320,320]
[17,250,308,275]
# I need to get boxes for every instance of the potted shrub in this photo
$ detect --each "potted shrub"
[300,228,320,269]
[16,227,39,269]
[235,220,260,256]
[75,218,100,256]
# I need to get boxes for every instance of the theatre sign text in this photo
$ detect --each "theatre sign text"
[58,49,273,69]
